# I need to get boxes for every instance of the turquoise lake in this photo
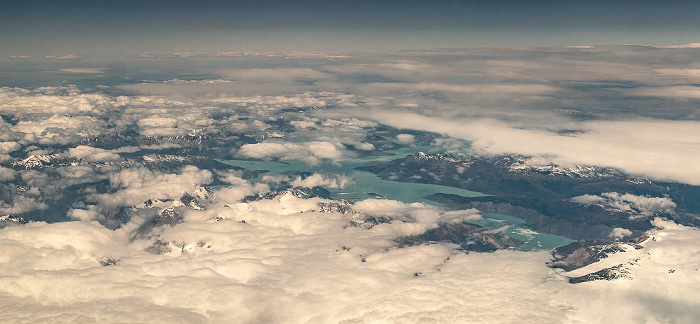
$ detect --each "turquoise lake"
[217,144,575,251]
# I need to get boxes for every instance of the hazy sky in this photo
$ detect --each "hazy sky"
[2,0,700,56]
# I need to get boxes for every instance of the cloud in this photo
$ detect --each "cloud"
[368,112,700,185]
[0,196,47,214]
[238,141,347,165]
[0,217,568,323]
[559,220,700,323]
[58,68,108,74]
[629,86,700,99]
[396,133,415,144]
[56,166,107,186]
[68,208,102,222]
[654,43,700,49]
[570,194,605,205]
[654,68,700,77]
[93,166,212,207]
[1,189,698,323]
[13,115,107,145]
[1,44,700,323]
[0,185,558,323]
[0,86,115,117]
[66,146,122,163]
[0,142,20,154]
[290,173,354,189]
[0,167,16,182]
[118,69,335,96]
[0,87,125,146]
[373,82,558,96]
[571,192,676,220]
[45,54,82,60]
[139,51,353,60]
[610,227,633,240]
[219,68,333,82]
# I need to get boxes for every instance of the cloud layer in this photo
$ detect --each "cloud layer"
[1,44,700,323]
[1,178,698,323]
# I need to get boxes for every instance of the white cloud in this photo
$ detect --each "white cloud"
[56,166,107,186]
[290,173,354,189]
[396,133,415,144]
[13,115,107,145]
[45,54,82,60]
[0,196,47,214]
[1,45,700,323]
[0,142,20,154]
[94,166,212,207]
[354,142,375,150]
[369,112,700,185]
[559,220,700,323]
[654,43,700,49]
[320,118,377,129]
[0,86,115,117]
[629,86,700,99]
[58,68,108,74]
[68,208,102,222]
[373,82,558,95]
[0,167,16,182]
[238,141,347,165]
[219,68,333,82]
[0,217,569,323]
[1,192,697,323]
[571,192,676,220]
[610,227,633,240]
[289,119,318,129]
[654,68,700,77]
[237,142,293,159]
[66,146,122,163]
[570,194,606,205]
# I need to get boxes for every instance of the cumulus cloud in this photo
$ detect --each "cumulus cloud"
[610,227,633,240]
[396,133,415,144]
[66,146,122,163]
[290,173,354,189]
[68,208,102,222]
[1,189,697,323]
[0,196,47,214]
[0,86,116,117]
[56,166,107,186]
[0,167,16,182]
[571,192,676,219]
[1,44,700,323]
[238,141,347,165]
[0,142,20,154]
[0,216,567,323]
[0,87,125,146]
[0,186,551,323]
[94,166,212,207]
[13,115,107,145]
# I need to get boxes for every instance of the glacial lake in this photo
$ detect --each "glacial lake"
[217,145,575,251]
